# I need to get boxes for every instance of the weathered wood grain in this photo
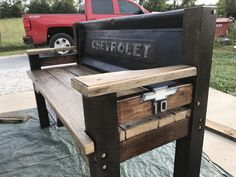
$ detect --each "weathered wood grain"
[71,65,197,97]
[27,70,94,155]
[0,114,31,123]
[27,46,76,55]
[117,84,193,123]
[41,55,77,67]
[120,108,190,139]
[65,65,99,76]
[206,119,236,141]
[119,118,189,162]
[47,67,78,87]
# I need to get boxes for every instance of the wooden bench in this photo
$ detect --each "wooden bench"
[27,7,216,177]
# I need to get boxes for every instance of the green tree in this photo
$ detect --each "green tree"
[225,0,236,17]
[180,0,196,8]
[51,0,77,14]
[10,0,24,18]
[27,0,51,14]
[217,0,226,17]
[0,0,24,18]
[142,0,168,12]
[140,0,196,12]
[217,0,236,17]
[0,1,11,18]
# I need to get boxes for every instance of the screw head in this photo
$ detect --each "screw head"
[197,101,201,106]
[198,125,202,130]
[101,153,107,159]
[102,164,107,170]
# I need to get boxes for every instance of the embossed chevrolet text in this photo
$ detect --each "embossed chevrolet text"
[91,39,152,58]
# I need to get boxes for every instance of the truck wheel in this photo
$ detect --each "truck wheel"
[49,33,74,54]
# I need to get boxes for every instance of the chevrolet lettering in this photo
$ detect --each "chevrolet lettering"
[91,39,152,58]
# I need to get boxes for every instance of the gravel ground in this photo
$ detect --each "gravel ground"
[0,54,33,95]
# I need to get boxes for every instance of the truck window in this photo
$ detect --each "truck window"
[118,1,141,14]
[92,0,114,14]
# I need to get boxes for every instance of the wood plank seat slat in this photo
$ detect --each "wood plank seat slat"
[27,65,128,156]
[27,68,95,156]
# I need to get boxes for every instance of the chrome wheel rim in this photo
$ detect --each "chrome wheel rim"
[54,38,71,54]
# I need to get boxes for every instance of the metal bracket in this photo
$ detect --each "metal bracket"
[141,86,177,114]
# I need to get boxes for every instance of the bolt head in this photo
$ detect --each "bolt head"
[197,101,201,106]
[101,153,107,159]
[198,125,202,130]
[102,164,107,170]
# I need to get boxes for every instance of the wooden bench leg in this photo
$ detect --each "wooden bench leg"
[173,130,205,177]
[173,7,216,177]
[56,118,64,127]
[34,86,50,128]
[83,94,120,177]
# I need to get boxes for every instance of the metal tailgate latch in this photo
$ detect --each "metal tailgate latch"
[140,86,177,114]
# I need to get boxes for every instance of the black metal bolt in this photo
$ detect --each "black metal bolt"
[196,101,201,106]
[198,125,202,130]
[199,118,203,123]
[101,153,107,159]
[102,164,107,170]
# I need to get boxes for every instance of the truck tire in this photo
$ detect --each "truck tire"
[49,33,75,54]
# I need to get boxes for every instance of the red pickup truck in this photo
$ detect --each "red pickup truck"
[23,0,148,51]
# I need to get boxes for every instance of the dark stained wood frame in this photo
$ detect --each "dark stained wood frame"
[83,94,120,177]
[174,7,216,177]
[29,54,50,128]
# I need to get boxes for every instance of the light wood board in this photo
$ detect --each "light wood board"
[71,65,197,97]
[27,46,76,55]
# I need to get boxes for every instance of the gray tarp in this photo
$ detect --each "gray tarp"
[0,108,233,177]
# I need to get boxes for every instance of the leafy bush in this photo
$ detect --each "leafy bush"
[51,0,77,13]
[27,0,78,14]
[27,0,51,14]
[228,22,236,40]
[217,0,236,18]
[0,0,24,18]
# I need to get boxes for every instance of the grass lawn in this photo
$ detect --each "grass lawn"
[0,49,27,57]
[0,18,32,51]
[210,45,236,96]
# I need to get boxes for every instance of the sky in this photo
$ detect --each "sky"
[167,0,219,5]
[196,0,219,5]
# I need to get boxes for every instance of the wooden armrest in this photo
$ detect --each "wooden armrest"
[27,46,76,56]
[71,65,197,97]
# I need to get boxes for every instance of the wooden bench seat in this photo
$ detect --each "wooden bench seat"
[26,7,216,177]
[28,64,191,157]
